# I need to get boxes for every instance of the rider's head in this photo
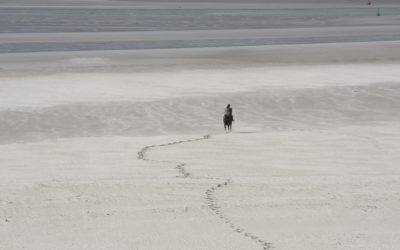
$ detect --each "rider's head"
[227,104,230,108]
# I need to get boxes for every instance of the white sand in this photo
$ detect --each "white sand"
[1,1,400,249]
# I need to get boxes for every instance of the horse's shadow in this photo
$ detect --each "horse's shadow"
[236,131,258,134]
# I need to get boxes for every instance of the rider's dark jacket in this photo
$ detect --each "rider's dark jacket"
[225,107,232,115]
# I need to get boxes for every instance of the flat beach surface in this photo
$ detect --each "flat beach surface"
[1,1,400,249]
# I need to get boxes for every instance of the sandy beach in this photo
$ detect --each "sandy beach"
[1,0,400,249]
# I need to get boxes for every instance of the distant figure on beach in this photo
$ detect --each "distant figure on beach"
[223,104,234,132]
[225,104,233,117]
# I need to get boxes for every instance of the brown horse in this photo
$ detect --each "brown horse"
[223,114,233,132]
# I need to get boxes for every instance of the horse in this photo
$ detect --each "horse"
[223,113,233,132]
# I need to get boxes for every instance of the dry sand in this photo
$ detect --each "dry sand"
[1,1,400,249]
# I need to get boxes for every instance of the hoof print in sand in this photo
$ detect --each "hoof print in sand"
[138,134,272,249]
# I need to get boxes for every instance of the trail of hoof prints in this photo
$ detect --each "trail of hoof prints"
[137,134,273,249]
[137,135,209,178]
[206,179,273,250]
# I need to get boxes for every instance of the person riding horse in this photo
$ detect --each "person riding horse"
[225,104,231,115]
[223,104,234,132]
[225,104,233,119]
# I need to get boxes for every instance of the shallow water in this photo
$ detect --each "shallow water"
[1,7,399,33]
[1,5,400,52]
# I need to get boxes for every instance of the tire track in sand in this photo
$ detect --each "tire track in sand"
[137,134,273,250]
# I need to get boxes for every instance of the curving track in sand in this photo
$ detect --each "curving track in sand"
[137,134,273,250]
